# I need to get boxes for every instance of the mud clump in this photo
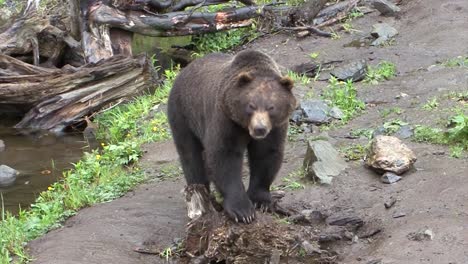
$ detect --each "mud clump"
[180,185,337,264]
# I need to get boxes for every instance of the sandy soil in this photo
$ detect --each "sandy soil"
[28,0,468,263]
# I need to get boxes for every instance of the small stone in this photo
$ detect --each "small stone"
[290,109,304,123]
[371,23,398,46]
[396,125,413,139]
[408,228,434,241]
[373,0,401,16]
[0,164,19,187]
[367,259,383,264]
[326,213,364,227]
[329,107,344,120]
[303,140,348,184]
[300,99,331,124]
[372,126,386,138]
[301,240,322,255]
[330,60,368,82]
[384,197,397,209]
[395,92,409,99]
[392,212,406,218]
[0,139,4,152]
[365,135,417,175]
[432,151,445,155]
[381,172,402,184]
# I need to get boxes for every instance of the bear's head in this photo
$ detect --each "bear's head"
[223,71,296,140]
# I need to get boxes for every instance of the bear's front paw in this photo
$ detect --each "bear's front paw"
[247,189,272,212]
[223,195,255,224]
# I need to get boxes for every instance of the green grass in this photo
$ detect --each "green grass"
[380,107,403,118]
[383,119,408,135]
[273,168,306,191]
[443,56,468,68]
[322,77,365,123]
[349,128,374,139]
[422,97,439,110]
[191,25,257,57]
[0,67,180,263]
[287,123,303,142]
[287,70,311,86]
[340,143,368,161]
[364,61,396,84]
[413,112,468,157]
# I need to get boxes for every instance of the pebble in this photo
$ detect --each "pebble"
[381,172,402,184]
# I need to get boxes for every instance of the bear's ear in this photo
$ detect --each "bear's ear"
[279,76,294,90]
[237,72,254,85]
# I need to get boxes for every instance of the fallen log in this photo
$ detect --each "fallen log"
[0,54,158,131]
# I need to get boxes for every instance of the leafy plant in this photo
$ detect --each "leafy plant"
[380,107,403,118]
[322,77,365,123]
[364,61,396,84]
[383,119,408,135]
[350,128,374,139]
[443,56,468,68]
[340,144,368,161]
[287,70,311,85]
[422,97,439,110]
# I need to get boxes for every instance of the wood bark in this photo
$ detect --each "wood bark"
[0,54,158,131]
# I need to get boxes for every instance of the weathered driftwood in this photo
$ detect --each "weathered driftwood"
[0,54,157,131]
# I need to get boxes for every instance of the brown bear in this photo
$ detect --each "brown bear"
[167,49,296,223]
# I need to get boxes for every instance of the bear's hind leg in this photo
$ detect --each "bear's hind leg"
[170,124,208,188]
[247,128,286,209]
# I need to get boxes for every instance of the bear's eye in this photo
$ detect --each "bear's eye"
[248,103,257,111]
[267,106,275,111]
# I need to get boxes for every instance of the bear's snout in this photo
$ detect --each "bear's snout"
[248,111,272,140]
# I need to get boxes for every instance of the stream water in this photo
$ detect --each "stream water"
[0,122,86,215]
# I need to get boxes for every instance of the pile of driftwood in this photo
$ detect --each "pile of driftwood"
[0,0,361,132]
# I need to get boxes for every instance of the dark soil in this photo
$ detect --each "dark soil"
[28,0,468,263]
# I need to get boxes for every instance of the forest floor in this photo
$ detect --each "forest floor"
[27,0,468,263]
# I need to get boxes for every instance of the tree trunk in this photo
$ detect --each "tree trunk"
[0,54,158,131]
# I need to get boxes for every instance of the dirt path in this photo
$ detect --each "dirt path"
[28,0,468,263]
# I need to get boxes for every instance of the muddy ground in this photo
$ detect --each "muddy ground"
[28,0,468,263]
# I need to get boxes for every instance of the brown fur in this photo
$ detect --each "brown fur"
[167,49,296,223]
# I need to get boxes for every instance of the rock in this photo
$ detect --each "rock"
[0,164,19,187]
[329,107,344,120]
[326,212,364,227]
[381,172,402,184]
[303,140,348,184]
[367,259,383,264]
[372,126,386,138]
[365,135,417,175]
[371,23,398,46]
[301,240,322,255]
[373,0,401,16]
[384,197,397,209]
[300,99,331,124]
[392,211,406,218]
[0,139,5,152]
[290,109,304,123]
[330,60,368,82]
[408,228,434,241]
[395,125,413,139]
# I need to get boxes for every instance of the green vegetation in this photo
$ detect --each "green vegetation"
[364,61,397,84]
[288,70,312,85]
[443,56,468,68]
[0,66,180,263]
[349,128,374,139]
[340,143,368,161]
[309,52,320,59]
[422,97,439,110]
[322,77,365,123]
[274,168,306,191]
[380,107,403,118]
[383,119,408,135]
[288,123,303,142]
[413,113,468,157]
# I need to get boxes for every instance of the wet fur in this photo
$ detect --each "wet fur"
[167,50,296,223]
